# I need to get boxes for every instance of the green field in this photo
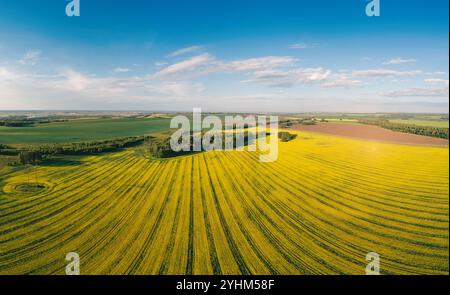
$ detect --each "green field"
[0,117,172,145]
[389,119,449,128]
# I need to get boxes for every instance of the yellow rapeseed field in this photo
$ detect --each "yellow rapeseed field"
[0,130,448,274]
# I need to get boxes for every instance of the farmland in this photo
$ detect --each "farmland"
[292,123,449,146]
[0,117,172,146]
[388,119,449,128]
[0,130,448,274]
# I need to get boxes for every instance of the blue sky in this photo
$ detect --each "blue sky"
[0,0,448,112]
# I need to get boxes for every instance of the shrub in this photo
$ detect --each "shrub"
[278,132,297,142]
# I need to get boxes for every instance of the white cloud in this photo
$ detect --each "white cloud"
[153,53,213,78]
[241,68,331,88]
[0,67,21,81]
[168,45,203,57]
[352,69,422,77]
[18,50,42,66]
[0,66,47,85]
[114,67,131,73]
[424,78,449,86]
[383,57,416,65]
[382,87,449,97]
[212,56,329,88]
[154,62,168,67]
[43,69,151,98]
[425,71,447,76]
[288,43,318,49]
[223,56,297,72]
[152,54,306,87]
[55,69,92,92]
[321,74,362,88]
[3,45,447,112]
[0,64,208,108]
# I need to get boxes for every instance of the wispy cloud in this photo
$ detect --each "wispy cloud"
[382,87,449,97]
[353,69,422,77]
[18,50,42,66]
[424,78,449,86]
[153,53,213,78]
[2,45,448,112]
[425,71,447,76]
[222,56,297,72]
[114,67,131,73]
[167,45,203,57]
[48,69,134,95]
[383,57,417,65]
[154,62,168,68]
[0,67,21,80]
[241,68,331,88]
[154,54,332,88]
[0,65,206,105]
[321,74,362,88]
[288,42,319,49]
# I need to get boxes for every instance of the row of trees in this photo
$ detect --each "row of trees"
[0,144,19,156]
[147,131,261,159]
[35,136,150,155]
[18,151,43,165]
[279,118,319,128]
[358,119,449,139]
[0,120,34,127]
[2,136,150,165]
[0,118,68,127]
[279,120,297,128]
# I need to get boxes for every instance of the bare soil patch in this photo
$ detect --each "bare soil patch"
[291,123,449,147]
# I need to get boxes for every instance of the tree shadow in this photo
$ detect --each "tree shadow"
[39,158,83,167]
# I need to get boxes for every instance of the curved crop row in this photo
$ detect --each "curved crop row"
[0,131,448,274]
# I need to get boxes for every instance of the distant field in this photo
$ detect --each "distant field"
[292,123,449,146]
[0,130,447,274]
[324,118,359,123]
[389,119,449,128]
[0,117,172,145]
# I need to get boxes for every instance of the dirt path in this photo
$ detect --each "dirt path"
[291,123,449,147]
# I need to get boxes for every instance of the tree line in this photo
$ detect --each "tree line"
[0,144,18,156]
[0,120,35,127]
[36,136,149,155]
[147,131,265,159]
[358,119,449,139]
[0,118,68,127]
[1,136,150,165]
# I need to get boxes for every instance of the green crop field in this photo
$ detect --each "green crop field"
[389,119,449,128]
[0,117,173,146]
